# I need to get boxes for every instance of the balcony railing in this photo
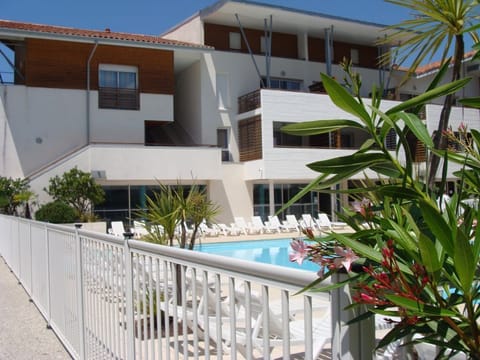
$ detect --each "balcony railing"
[99,87,140,110]
[0,215,402,359]
[238,89,261,114]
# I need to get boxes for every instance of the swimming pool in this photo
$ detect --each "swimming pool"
[194,238,320,272]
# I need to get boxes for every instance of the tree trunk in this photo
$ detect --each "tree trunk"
[428,34,464,190]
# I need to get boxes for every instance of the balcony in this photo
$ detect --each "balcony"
[98,86,140,110]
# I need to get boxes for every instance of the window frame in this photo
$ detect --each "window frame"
[98,64,139,110]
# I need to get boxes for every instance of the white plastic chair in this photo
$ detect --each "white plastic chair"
[317,213,348,231]
[285,215,300,232]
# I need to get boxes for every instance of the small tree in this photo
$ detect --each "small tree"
[0,177,32,216]
[45,167,105,221]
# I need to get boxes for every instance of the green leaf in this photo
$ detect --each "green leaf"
[281,119,365,136]
[385,295,456,317]
[386,78,471,116]
[442,150,480,170]
[454,228,475,294]
[418,233,441,274]
[419,200,454,256]
[376,185,421,200]
[395,112,434,148]
[307,152,388,174]
[370,162,402,178]
[384,222,420,258]
[359,138,376,152]
[320,73,371,124]
[471,129,480,150]
[329,232,384,264]
[459,97,480,109]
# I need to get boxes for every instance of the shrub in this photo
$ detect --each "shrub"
[35,201,78,223]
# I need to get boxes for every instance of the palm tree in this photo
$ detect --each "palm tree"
[382,0,479,188]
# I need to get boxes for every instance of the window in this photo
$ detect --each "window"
[98,64,139,110]
[350,48,359,65]
[261,77,302,91]
[229,32,241,50]
[217,128,231,162]
[274,121,330,148]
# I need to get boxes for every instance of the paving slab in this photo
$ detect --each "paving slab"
[0,258,72,360]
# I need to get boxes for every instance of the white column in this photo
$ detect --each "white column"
[331,272,375,359]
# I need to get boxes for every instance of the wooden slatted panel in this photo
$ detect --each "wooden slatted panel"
[239,116,262,161]
[98,87,139,110]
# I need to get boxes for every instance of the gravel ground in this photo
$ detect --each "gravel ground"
[0,258,72,360]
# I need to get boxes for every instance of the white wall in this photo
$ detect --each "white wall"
[89,91,174,143]
[1,85,175,176]
[89,144,222,181]
[0,86,23,177]
[1,86,87,176]
[28,144,223,206]
[162,16,204,45]
[425,104,480,133]
[175,61,203,144]
[210,163,253,223]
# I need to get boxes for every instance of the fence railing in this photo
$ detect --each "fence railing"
[0,215,389,359]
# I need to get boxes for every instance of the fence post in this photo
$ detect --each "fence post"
[45,223,52,328]
[28,221,33,300]
[331,272,375,359]
[124,236,135,359]
[74,224,86,359]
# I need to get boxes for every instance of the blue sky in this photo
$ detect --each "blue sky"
[2,0,411,35]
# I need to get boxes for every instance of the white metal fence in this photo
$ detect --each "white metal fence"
[0,215,388,359]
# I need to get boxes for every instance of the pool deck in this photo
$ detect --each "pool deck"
[0,258,73,359]
[198,226,353,244]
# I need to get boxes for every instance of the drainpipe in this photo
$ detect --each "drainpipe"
[324,26,333,77]
[86,41,99,144]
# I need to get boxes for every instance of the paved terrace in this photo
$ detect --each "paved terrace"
[0,258,72,359]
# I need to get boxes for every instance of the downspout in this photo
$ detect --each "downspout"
[324,26,333,77]
[86,41,99,144]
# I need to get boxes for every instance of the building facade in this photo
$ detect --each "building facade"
[1,0,479,225]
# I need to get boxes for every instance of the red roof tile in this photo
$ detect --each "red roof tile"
[395,50,477,76]
[0,19,210,49]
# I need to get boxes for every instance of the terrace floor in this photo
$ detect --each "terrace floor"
[0,258,72,359]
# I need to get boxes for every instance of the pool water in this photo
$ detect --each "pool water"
[194,238,320,272]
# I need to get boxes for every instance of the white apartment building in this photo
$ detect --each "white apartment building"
[0,0,479,225]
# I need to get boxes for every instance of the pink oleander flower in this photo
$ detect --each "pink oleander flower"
[351,198,373,220]
[333,246,359,272]
[289,239,309,265]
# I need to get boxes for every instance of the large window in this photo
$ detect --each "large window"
[273,122,331,148]
[94,184,205,224]
[253,183,328,222]
[98,64,139,110]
